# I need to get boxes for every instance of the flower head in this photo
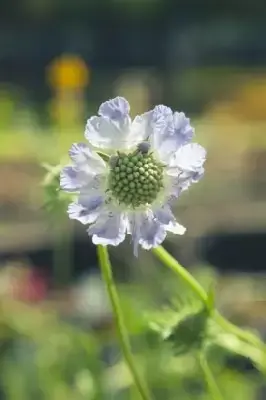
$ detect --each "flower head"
[60,97,206,256]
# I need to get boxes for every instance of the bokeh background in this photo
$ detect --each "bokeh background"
[0,0,266,399]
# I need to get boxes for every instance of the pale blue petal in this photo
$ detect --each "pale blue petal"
[153,204,186,234]
[98,97,130,120]
[129,106,172,150]
[167,176,184,198]
[61,143,107,193]
[153,133,178,163]
[167,143,206,176]
[150,106,175,161]
[126,105,172,156]
[88,211,127,246]
[129,211,166,256]
[150,105,172,137]
[172,112,194,146]
[60,165,105,193]
[150,107,195,163]
[60,166,81,192]
[179,166,205,189]
[153,105,173,123]
[68,194,104,224]
[191,166,205,183]
[69,143,106,174]
[167,165,205,199]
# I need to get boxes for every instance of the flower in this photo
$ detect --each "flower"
[60,97,206,256]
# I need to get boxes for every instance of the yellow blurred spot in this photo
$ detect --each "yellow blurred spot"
[47,54,90,90]
[232,77,266,120]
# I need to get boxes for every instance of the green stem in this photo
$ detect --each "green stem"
[152,246,265,350]
[153,246,208,305]
[199,353,224,400]
[97,245,151,400]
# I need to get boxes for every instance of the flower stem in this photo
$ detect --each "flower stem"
[97,245,151,400]
[153,246,208,304]
[199,353,224,400]
[152,246,266,351]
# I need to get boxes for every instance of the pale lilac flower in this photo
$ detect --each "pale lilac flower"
[60,97,206,255]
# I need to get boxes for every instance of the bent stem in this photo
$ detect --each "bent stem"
[199,353,224,400]
[152,246,266,351]
[97,245,151,400]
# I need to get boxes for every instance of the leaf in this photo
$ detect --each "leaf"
[214,330,266,374]
[148,298,212,357]
[166,307,210,355]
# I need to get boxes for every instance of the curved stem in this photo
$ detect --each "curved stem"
[213,312,264,350]
[97,245,151,400]
[152,246,265,350]
[152,246,208,305]
[199,353,224,400]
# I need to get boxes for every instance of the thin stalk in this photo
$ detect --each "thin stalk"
[199,353,224,400]
[97,245,151,400]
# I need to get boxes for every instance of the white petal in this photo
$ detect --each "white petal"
[153,204,186,234]
[85,116,118,149]
[88,211,127,246]
[68,194,104,224]
[85,115,132,150]
[167,143,206,176]
[85,98,132,150]
[128,111,153,147]
[69,143,106,174]
[128,210,166,256]
[98,97,130,120]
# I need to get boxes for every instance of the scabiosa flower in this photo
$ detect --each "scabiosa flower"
[60,97,206,256]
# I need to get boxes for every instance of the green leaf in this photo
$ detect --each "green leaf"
[166,307,210,355]
[148,298,211,357]
[214,330,266,374]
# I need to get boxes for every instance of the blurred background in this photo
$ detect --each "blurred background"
[0,0,266,398]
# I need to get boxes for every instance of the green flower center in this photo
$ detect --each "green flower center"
[108,149,164,207]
